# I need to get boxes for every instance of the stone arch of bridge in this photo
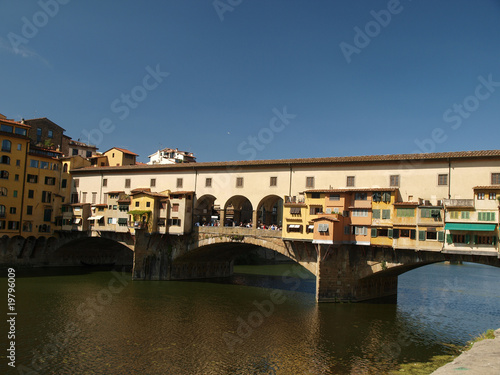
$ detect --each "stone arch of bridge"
[256,194,284,227]
[222,195,253,226]
[193,194,218,225]
[52,237,134,266]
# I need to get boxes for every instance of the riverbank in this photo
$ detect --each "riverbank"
[388,329,500,374]
[430,328,500,375]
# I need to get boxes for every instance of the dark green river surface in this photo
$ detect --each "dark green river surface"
[2,262,500,374]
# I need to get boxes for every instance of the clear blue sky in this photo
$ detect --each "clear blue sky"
[1,0,500,163]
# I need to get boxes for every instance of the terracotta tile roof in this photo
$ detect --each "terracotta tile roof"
[118,199,131,204]
[106,191,125,195]
[393,202,420,206]
[473,186,500,190]
[72,150,500,174]
[130,188,151,193]
[92,204,107,207]
[0,118,31,128]
[129,191,167,198]
[170,191,195,195]
[104,147,138,156]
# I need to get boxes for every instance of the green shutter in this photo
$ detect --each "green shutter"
[418,230,426,241]
[371,228,378,238]
[438,231,444,242]
[372,209,380,219]
[492,236,497,245]
[473,235,478,245]
[382,209,390,219]
[410,229,416,239]
[465,234,471,244]
[388,228,393,239]
[446,234,453,244]
[478,212,483,221]
[492,212,496,222]
[393,229,399,239]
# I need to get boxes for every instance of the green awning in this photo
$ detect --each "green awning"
[445,223,497,231]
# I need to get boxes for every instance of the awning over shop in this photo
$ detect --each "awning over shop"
[445,223,496,231]
[87,215,104,221]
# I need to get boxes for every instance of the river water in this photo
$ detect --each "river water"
[3,262,499,374]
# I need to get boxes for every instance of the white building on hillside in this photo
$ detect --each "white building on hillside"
[147,148,196,165]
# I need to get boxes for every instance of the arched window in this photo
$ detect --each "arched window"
[0,170,8,179]
[0,187,7,196]
[0,205,5,217]
[0,156,10,165]
[1,140,11,152]
[63,164,68,173]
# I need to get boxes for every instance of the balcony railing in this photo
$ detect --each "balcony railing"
[285,195,305,204]
[443,199,474,208]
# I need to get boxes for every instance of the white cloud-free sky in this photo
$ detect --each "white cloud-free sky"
[1,0,500,162]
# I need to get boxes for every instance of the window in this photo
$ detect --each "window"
[270,177,277,187]
[317,223,329,232]
[135,202,139,207]
[17,144,21,151]
[426,231,438,240]
[28,190,34,199]
[16,160,20,166]
[461,211,470,219]
[150,178,156,187]
[43,209,52,222]
[13,190,17,198]
[92,192,97,204]
[489,193,496,200]
[23,221,32,232]
[396,208,415,217]
[372,209,381,219]
[103,178,107,187]
[14,174,18,181]
[346,176,355,187]
[40,161,49,169]
[177,178,183,188]
[382,209,391,219]
[108,218,113,224]
[309,206,323,215]
[438,174,448,186]
[0,205,4,217]
[236,177,243,188]
[290,207,301,215]
[450,211,459,219]
[146,202,151,208]
[8,221,19,230]
[352,209,368,217]
[63,164,68,173]
[172,204,179,212]
[45,177,56,185]
[86,150,92,158]
[390,175,400,187]
[354,192,367,200]
[478,212,496,221]
[41,191,52,203]
[125,179,131,188]
[72,148,78,156]
[492,173,500,185]
[329,194,340,201]
[1,155,10,164]
[15,127,26,136]
[81,192,87,203]
[0,170,8,179]
[30,160,39,168]
[420,208,441,219]
[354,226,368,236]
[475,235,497,245]
[10,207,16,214]
[27,206,33,215]
[1,140,11,152]
[311,192,320,199]
[287,224,302,233]
[48,130,53,138]
[0,124,13,132]
[0,187,7,196]
[477,192,485,200]
[27,174,38,183]
[305,177,314,188]
[36,128,42,143]
[168,218,182,226]
[205,178,212,187]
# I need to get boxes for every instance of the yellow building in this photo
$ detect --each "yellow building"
[103,147,137,167]
[0,119,31,236]
[370,189,398,247]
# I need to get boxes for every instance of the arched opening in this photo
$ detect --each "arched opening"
[194,194,218,225]
[256,195,283,228]
[224,195,253,226]
[53,237,134,266]
[1,140,11,152]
